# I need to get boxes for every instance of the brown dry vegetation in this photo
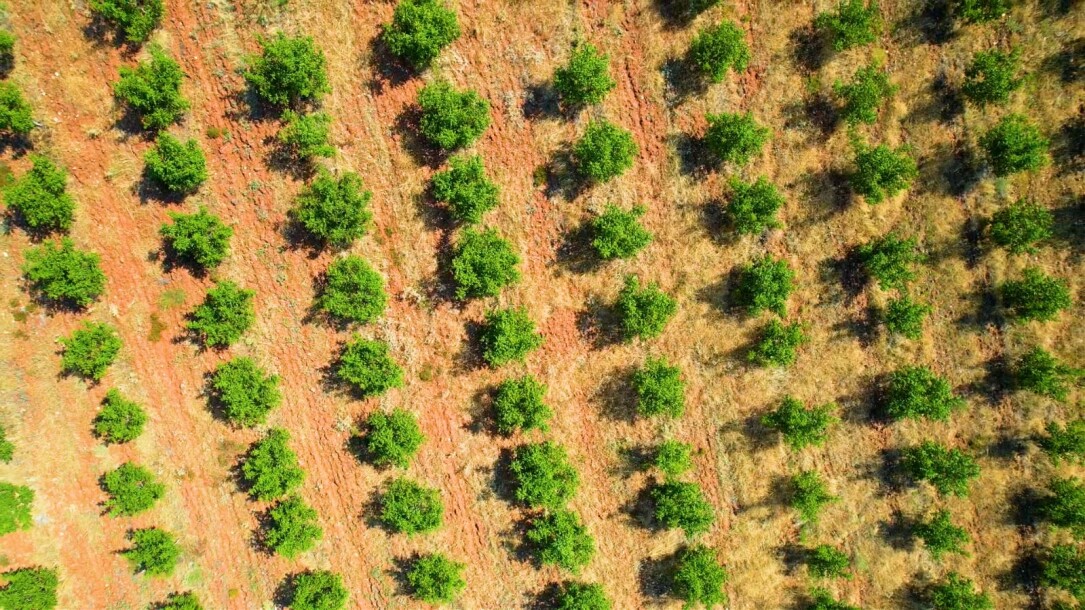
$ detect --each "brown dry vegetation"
[0,0,1082,608]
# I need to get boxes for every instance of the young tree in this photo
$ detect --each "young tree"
[359,409,423,469]
[0,483,33,536]
[791,470,838,524]
[703,111,769,166]
[1040,544,1085,601]
[590,204,652,260]
[688,21,750,83]
[634,357,685,419]
[834,63,896,125]
[493,375,552,435]
[0,567,59,610]
[928,572,993,610]
[241,428,304,501]
[883,295,931,340]
[748,319,808,367]
[210,357,282,427]
[154,592,203,610]
[850,141,917,203]
[1013,347,1080,402]
[813,0,880,51]
[379,477,443,535]
[382,0,461,70]
[264,495,323,558]
[334,337,404,398]
[93,389,147,444]
[952,0,1013,23]
[122,528,180,577]
[417,80,490,151]
[1037,477,1085,538]
[186,281,254,348]
[901,441,980,497]
[0,32,15,75]
[655,439,694,479]
[0,425,12,463]
[732,255,795,317]
[479,307,543,367]
[113,45,189,131]
[406,553,466,604]
[989,199,1053,254]
[554,581,611,610]
[0,82,33,136]
[761,397,836,449]
[4,156,75,235]
[289,570,349,610]
[727,176,784,235]
[670,545,728,608]
[60,322,122,381]
[90,0,164,44]
[244,33,329,107]
[277,110,335,160]
[292,169,373,248]
[144,134,207,195]
[858,232,924,291]
[510,441,580,509]
[22,238,106,307]
[316,256,387,325]
[553,43,615,107]
[914,509,969,560]
[1000,267,1072,322]
[451,227,520,299]
[651,480,715,536]
[159,207,232,270]
[616,275,677,341]
[884,366,965,421]
[980,114,1049,177]
[572,119,638,183]
[431,154,499,224]
[806,545,851,578]
[1041,420,1085,465]
[962,49,1021,106]
[102,462,165,516]
[808,588,860,610]
[526,509,595,573]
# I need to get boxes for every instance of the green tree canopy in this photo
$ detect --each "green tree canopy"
[616,275,677,341]
[1013,347,1080,402]
[241,428,304,501]
[113,45,189,130]
[4,156,75,235]
[999,267,1071,322]
[953,0,1013,23]
[732,255,794,317]
[0,82,33,136]
[1041,420,1085,465]
[316,256,387,325]
[884,365,965,421]
[102,462,165,516]
[122,527,180,577]
[688,21,750,83]
[808,588,860,610]
[292,170,373,248]
[670,545,728,607]
[791,470,838,524]
[703,111,769,166]
[748,319,807,367]
[406,553,466,604]
[264,495,322,558]
[761,396,836,449]
[451,227,520,299]
[417,80,490,150]
[883,295,931,340]
[850,141,917,203]
[0,483,33,536]
[60,322,122,381]
[0,425,12,463]
[914,508,970,560]
[360,408,423,469]
[980,114,1049,176]
[144,134,207,195]
[962,49,1021,106]
[0,567,58,610]
[277,110,335,160]
[655,440,694,479]
[1037,477,1085,538]
[90,0,163,44]
[93,389,147,444]
[1040,544,1085,601]
[590,204,652,260]
[382,0,461,70]
[379,477,443,535]
[159,207,232,270]
[493,375,552,435]
[210,357,282,427]
[23,238,106,308]
[480,307,543,367]
[989,199,1053,254]
[335,337,404,398]
[806,545,851,579]
[651,480,715,536]
[553,43,615,107]
[154,592,203,610]
[431,154,499,224]
[834,63,896,125]
[244,33,329,107]
[510,441,580,509]
[554,581,611,610]
[572,119,638,183]
[634,356,685,419]
[727,176,784,235]
[814,0,880,51]
[928,572,993,610]
[901,441,980,497]
[289,570,349,610]
[525,509,595,573]
[186,280,255,348]
[858,232,924,291]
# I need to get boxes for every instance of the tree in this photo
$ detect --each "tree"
[808,588,860,610]
[590,204,652,260]
[553,43,615,107]
[289,571,349,610]
[633,357,685,419]
[144,134,207,195]
[0,32,15,74]
[0,425,12,463]
[884,366,965,421]
[914,509,969,559]
[335,337,404,398]
[732,255,794,317]
[153,592,203,610]
[210,357,282,427]
[244,33,328,106]
[651,481,714,536]
[791,470,838,524]
[814,0,880,51]
[761,397,836,449]
[670,545,727,608]
[186,281,254,348]
[952,0,1013,23]
[0,483,33,536]
[0,567,59,610]
[316,256,387,324]
[406,553,466,604]
[493,375,552,435]
[989,199,1053,254]
[834,63,895,125]
[379,477,443,535]
[858,232,923,291]
[4,156,75,235]
[980,114,1049,177]
[431,154,499,224]
[60,322,122,381]
[510,441,580,509]
[22,238,106,307]
[572,119,638,183]
[241,428,304,501]
[113,45,189,131]
[806,545,851,578]
[554,581,611,610]
[417,80,490,150]
[0,83,33,136]
[1000,267,1071,322]
[616,276,677,341]
[655,440,694,479]
[360,409,423,468]
[883,295,931,340]
[850,141,917,204]
[479,307,543,367]
[1014,347,1080,401]
[122,528,180,577]
[1040,544,1085,601]
[748,319,807,367]
[901,441,980,497]
[89,0,163,44]
[159,207,232,270]
[703,112,769,166]
[382,0,460,70]
[526,509,595,573]
[102,462,165,516]
[962,49,1020,106]
[1038,477,1085,538]
[277,110,335,160]
[451,227,520,299]
[292,169,373,248]
[264,495,322,558]
[1041,420,1085,465]
[688,21,750,83]
[93,389,147,444]
[928,572,993,610]
[727,176,784,235]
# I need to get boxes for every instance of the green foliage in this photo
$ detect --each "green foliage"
[417,80,490,150]
[834,63,895,125]
[289,570,349,610]
[278,110,335,159]
[122,528,179,577]
[806,545,850,578]
[154,592,203,610]
[808,588,860,610]
[451,227,520,299]
[0,32,14,72]
[90,0,163,44]
[883,295,931,340]
[406,553,466,604]
[480,307,543,367]
[1038,477,1085,538]
[60,322,122,381]
[952,0,1013,23]
[159,207,232,270]
[23,238,106,307]
[4,156,75,235]
[335,337,404,398]
[914,509,969,559]
[572,119,638,183]
[292,169,373,248]
[980,114,1049,176]
[688,21,750,83]
[858,232,923,291]
[241,428,304,501]
[814,0,880,51]
[928,572,993,610]
[651,481,715,536]
[901,441,980,497]
[555,581,611,610]
[431,154,499,224]
[748,319,807,368]
[554,43,615,107]
[655,440,694,479]
[616,276,677,341]
[511,441,580,509]
[0,483,32,536]
[791,470,838,524]
[186,280,254,348]
[732,255,794,317]
[93,389,147,444]
[265,495,322,558]
[633,357,685,419]
[590,204,652,260]
[850,141,917,203]
[102,462,165,516]
[210,357,282,427]
[1041,420,1085,465]
[361,409,423,469]
[379,477,443,535]
[382,0,460,70]
[0,425,12,463]
[962,49,1020,106]
[704,111,769,166]
[1040,544,1085,601]
[1014,347,1080,401]
[244,33,328,106]
[884,365,965,421]
[0,83,32,136]
[144,134,207,195]
[761,396,836,449]
[526,509,595,573]
[316,256,386,324]
[671,545,728,608]
[989,199,1053,254]
[1000,267,1072,322]
[113,45,188,130]
[727,176,784,235]
[0,567,59,610]
[493,375,551,435]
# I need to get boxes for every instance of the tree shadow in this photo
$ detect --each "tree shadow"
[81,14,145,53]
[667,132,714,179]
[899,0,956,46]
[393,105,447,169]
[998,549,1044,604]
[637,549,677,600]
[622,480,667,533]
[836,373,884,424]
[521,82,563,121]
[661,56,709,107]
[575,296,624,349]
[278,218,328,260]
[798,168,853,222]
[953,286,1003,331]
[387,554,420,598]
[2,211,67,243]
[526,582,564,610]
[781,92,840,142]
[917,141,983,198]
[0,133,32,157]
[360,486,395,534]
[452,318,486,373]
[262,135,320,181]
[1051,197,1084,258]
[650,0,716,30]
[789,25,830,73]
[251,504,279,556]
[1051,112,1085,176]
[463,385,497,436]
[878,509,917,551]
[967,353,1013,406]
[540,147,588,202]
[158,244,213,280]
[1038,0,1081,19]
[820,247,867,307]
[742,412,781,452]
[1043,37,1084,84]
[135,172,189,206]
[1008,486,1045,529]
[695,266,744,317]
[874,447,910,495]
[905,71,964,126]
[489,447,519,506]
[830,303,878,348]
[775,542,808,575]
[509,512,542,568]
[365,35,414,96]
[554,222,603,275]
[700,197,736,246]
[611,443,656,478]
[411,183,455,233]
[591,365,638,423]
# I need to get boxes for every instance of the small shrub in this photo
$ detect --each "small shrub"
[851,141,917,204]
[952,0,1013,23]
[0,31,14,73]
[634,357,685,419]
[914,509,970,559]
[335,337,404,398]
[1040,544,1085,601]
[289,570,349,610]
[572,119,638,183]
[616,275,677,341]
[382,0,460,70]
[807,545,851,578]
[814,0,880,51]
[0,83,32,136]
[102,462,164,516]
[1014,347,1080,401]
[144,134,207,195]
[651,480,714,536]
[703,111,769,166]
[417,80,490,150]
[493,375,551,435]
[113,45,189,130]
[277,110,335,159]
[0,483,33,536]
[244,33,329,106]
[23,238,106,307]
[670,545,727,608]
[0,567,59,610]
[186,280,255,348]
[93,389,147,444]
[510,441,580,509]
[999,267,1072,322]
[1041,420,1085,465]
[316,256,387,325]
[962,49,1021,106]
[122,528,179,577]
[980,114,1049,176]
[4,156,75,235]
[479,307,543,367]
[159,207,232,270]
[361,409,423,469]
[379,477,443,535]
[553,43,615,107]
[884,365,965,421]
[431,154,499,224]
[1037,477,1085,538]
[60,322,122,381]
[727,176,784,235]
[808,588,860,610]
[0,425,12,463]
[451,227,520,299]
[406,553,466,604]
[210,357,282,427]
[883,295,931,340]
[655,440,694,479]
[761,396,836,449]
[292,169,372,248]
[989,199,1053,254]
[154,592,203,610]
[554,581,611,610]
[264,495,322,558]
[732,255,794,317]
[791,470,838,524]
[241,428,304,501]
[90,0,163,44]
[834,63,895,125]
[590,204,652,260]
[901,441,980,497]
[928,572,993,610]
[688,21,750,83]
[748,319,807,367]
[526,509,595,573]
[858,232,923,291]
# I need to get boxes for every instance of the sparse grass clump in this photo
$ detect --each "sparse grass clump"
[186,281,254,348]
[264,495,322,558]
[748,319,807,367]
[858,232,923,291]
[0,567,59,610]
[210,357,282,427]
[289,570,349,610]
[688,21,750,83]
[727,176,784,235]
[292,170,373,248]
[4,156,75,235]
[616,276,677,341]
[406,553,466,604]
[590,204,652,260]
[60,322,122,382]
[1041,420,1085,465]
[850,141,917,204]
[651,480,714,536]
[278,110,335,160]
[431,155,499,224]
[928,572,993,610]
[510,441,580,510]
[360,409,423,469]
[525,509,595,573]
[554,581,611,610]
[814,0,880,51]
[901,441,980,497]
[241,428,304,501]
[834,63,895,125]
[154,592,203,610]
[962,49,1021,106]
[382,0,461,70]
[670,545,728,607]
[989,199,1053,254]
[572,119,638,183]
[634,357,685,419]
[703,111,769,166]
[335,337,404,398]
[732,255,794,317]
[160,207,232,270]
[655,440,694,479]
[23,238,106,308]
[791,470,838,524]
[244,33,329,106]
[761,396,836,449]
[380,477,443,535]
[493,375,551,435]
[999,267,1071,322]
[1037,477,1085,538]
[884,365,965,421]
[554,43,615,107]
[122,527,180,577]
[883,295,931,340]
[980,114,1049,176]
[102,462,165,516]
[316,256,387,325]
[0,483,33,535]
[90,0,164,44]
[417,80,490,151]
[480,307,543,367]
[1013,347,1079,401]
[806,545,851,578]
[0,425,12,463]
[914,509,970,559]
[144,134,207,195]
[113,45,188,131]
[93,389,147,444]
[451,227,520,299]
[0,83,33,136]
